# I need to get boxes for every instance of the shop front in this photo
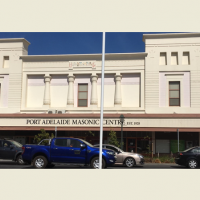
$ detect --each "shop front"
[0,114,200,155]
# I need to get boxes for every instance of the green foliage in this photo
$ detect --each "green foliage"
[144,155,175,163]
[34,129,54,144]
[108,130,120,148]
[143,135,151,154]
[85,131,95,142]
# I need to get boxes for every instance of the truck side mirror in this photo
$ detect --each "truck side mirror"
[80,143,86,148]
[10,145,14,149]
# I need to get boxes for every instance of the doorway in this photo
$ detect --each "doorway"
[127,138,136,153]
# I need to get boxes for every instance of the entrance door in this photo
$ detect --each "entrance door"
[127,139,136,153]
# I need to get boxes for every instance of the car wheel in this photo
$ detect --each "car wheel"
[16,155,24,165]
[125,157,135,168]
[33,156,48,169]
[91,157,106,169]
[188,159,198,169]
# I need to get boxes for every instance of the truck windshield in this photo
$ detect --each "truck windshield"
[10,141,22,147]
[80,139,93,147]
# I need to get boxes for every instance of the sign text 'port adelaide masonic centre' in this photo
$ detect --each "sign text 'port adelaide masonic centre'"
[26,118,141,127]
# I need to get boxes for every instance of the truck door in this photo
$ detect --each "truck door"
[66,139,87,163]
[2,141,16,159]
[51,139,68,163]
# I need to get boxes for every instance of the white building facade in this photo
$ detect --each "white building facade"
[0,33,200,154]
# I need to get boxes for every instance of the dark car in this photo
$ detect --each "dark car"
[175,146,200,169]
[0,138,24,164]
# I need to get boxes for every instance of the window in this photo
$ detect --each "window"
[3,56,9,68]
[3,141,12,148]
[169,81,180,106]
[191,148,200,153]
[78,84,88,107]
[159,52,167,65]
[68,139,82,148]
[171,52,178,65]
[106,145,118,153]
[182,52,190,65]
[54,139,67,146]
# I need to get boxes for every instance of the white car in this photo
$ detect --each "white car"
[94,144,144,167]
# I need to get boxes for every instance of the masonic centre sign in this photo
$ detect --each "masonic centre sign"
[0,117,199,128]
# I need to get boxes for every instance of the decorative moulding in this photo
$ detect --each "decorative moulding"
[69,61,96,69]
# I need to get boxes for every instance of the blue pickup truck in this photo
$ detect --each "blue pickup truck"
[22,137,116,169]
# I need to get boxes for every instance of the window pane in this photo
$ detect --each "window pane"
[54,139,67,146]
[68,139,82,148]
[106,146,117,152]
[79,85,88,91]
[78,92,87,99]
[169,91,179,98]
[169,82,179,90]
[78,99,87,106]
[169,99,180,106]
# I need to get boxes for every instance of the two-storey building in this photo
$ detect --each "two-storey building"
[0,33,200,154]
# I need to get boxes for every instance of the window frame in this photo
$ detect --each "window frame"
[78,83,88,107]
[169,81,180,107]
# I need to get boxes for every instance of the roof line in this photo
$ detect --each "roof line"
[0,38,30,45]
[143,32,200,42]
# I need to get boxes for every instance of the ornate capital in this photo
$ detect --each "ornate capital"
[44,76,51,83]
[114,75,122,81]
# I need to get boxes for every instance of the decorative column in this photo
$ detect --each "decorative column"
[90,75,98,106]
[67,75,75,106]
[43,75,51,105]
[114,75,122,106]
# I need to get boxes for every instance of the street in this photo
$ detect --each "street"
[0,160,189,169]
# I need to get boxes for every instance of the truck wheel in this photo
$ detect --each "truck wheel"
[33,156,48,169]
[91,157,106,169]
[16,155,24,165]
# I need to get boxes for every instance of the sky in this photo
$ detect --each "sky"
[0,32,174,55]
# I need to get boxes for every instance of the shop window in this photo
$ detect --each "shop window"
[169,81,180,106]
[156,140,170,153]
[78,84,88,107]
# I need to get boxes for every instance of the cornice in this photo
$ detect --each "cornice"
[0,38,30,46]
[20,53,147,62]
[143,33,200,42]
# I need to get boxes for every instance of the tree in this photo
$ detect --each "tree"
[85,131,94,143]
[108,129,120,148]
[34,129,54,144]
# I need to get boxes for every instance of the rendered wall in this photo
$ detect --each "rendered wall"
[121,73,140,107]
[27,75,45,107]
[50,75,68,107]
[97,74,115,107]
[0,40,29,113]
[145,35,200,113]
